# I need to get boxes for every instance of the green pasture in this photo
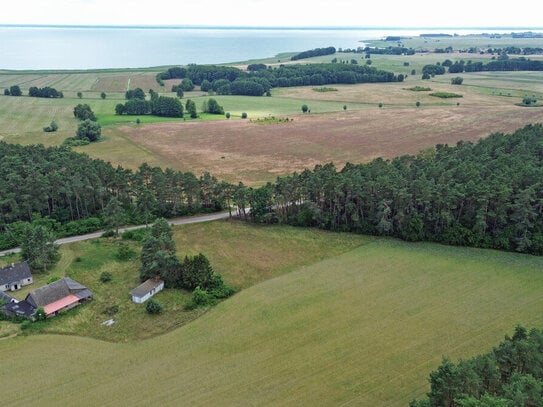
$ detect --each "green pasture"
[1,225,542,406]
[365,33,543,51]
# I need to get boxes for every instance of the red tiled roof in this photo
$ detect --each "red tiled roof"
[43,294,79,316]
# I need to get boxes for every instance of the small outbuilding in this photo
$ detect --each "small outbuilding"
[0,261,33,292]
[130,278,164,303]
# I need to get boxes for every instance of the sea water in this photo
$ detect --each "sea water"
[0,25,538,70]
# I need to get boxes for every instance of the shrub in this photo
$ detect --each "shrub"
[100,271,113,283]
[121,228,147,241]
[146,298,163,314]
[202,98,224,115]
[225,112,231,119]
[301,104,309,113]
[116,244,136,261]
[34,307,46,321]
[184,287,215,310]
[241,112,248,119]
[102,304,119,315]
[451,76,464,85]
[429,92,463,98]
[43,121,58,132]
[416,101,421,107]
[76,119,101,142]
[101,229,116,238]
[21,320,32,330]
[62,137,90,147]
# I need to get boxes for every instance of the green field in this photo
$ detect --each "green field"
[1,225,542,406]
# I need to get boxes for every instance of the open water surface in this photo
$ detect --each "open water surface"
[0,26,540,70]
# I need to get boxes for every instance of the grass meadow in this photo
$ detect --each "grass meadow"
[1,225,542,406]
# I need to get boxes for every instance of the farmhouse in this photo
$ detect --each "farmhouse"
[0,261,32,292]
[0,277,92,320]
[0,290,17,305]
[130,278,164,303]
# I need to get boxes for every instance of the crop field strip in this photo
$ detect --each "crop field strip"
[1,237,542,406]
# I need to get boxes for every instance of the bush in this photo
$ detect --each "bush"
[76,119,101,142]
[202,98,224,115]
[146,298,163,314]
[116,244,136,261]
[102,304,119,315]
[121,228,147,241]
[184,287,215,310]
[43,121,58,132]
[34,307,46,321]
[62,137,90,147]
[451,76,464,85]
[225,112,231,119]
[21,320,32,330]
[100,271,113,283]
[241,112,248,119]
[301,104,309,113]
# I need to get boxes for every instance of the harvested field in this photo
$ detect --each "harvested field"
[118,104,543,184]
[92,72,161,92]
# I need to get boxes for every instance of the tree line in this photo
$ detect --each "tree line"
[115,88,183,117]
[291,46,336,60]
[436,58,543,74]
[410,326,543,407]
[2,124,542,255]
[0,142,228,250]
[245,124,543,255]
[156,63,403,96]
[3,85,63,98]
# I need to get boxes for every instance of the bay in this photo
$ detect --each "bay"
[0,25,536,70]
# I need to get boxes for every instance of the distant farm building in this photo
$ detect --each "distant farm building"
[130,278,164,303]
[0,277,92,320]
[0,261,33,292]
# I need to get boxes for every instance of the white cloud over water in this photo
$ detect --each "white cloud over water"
[2,0,542,28]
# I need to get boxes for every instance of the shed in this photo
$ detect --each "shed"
[0,261,32,292]
[130,278,164,303]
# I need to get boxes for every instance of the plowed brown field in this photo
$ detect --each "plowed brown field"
[118,105,543,184]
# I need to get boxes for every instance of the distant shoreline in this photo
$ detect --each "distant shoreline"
[2,24,543,31]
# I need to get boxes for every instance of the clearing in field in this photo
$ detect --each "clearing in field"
[1,233,542,406]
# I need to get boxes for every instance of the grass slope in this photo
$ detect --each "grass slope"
[2,236,542,406]
[1,221,370,342]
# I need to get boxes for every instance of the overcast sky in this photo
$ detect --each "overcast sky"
[1,0,542,28]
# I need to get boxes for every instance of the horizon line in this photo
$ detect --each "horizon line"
[1,23,543,31]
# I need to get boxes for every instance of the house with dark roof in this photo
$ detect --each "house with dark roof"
[130,278,164,303]
[0,277,93,320]
[0,290,17,305]
[0,261,32,292]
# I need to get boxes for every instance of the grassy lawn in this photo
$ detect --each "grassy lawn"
[1,220,371,342]
[1,228,542,406]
